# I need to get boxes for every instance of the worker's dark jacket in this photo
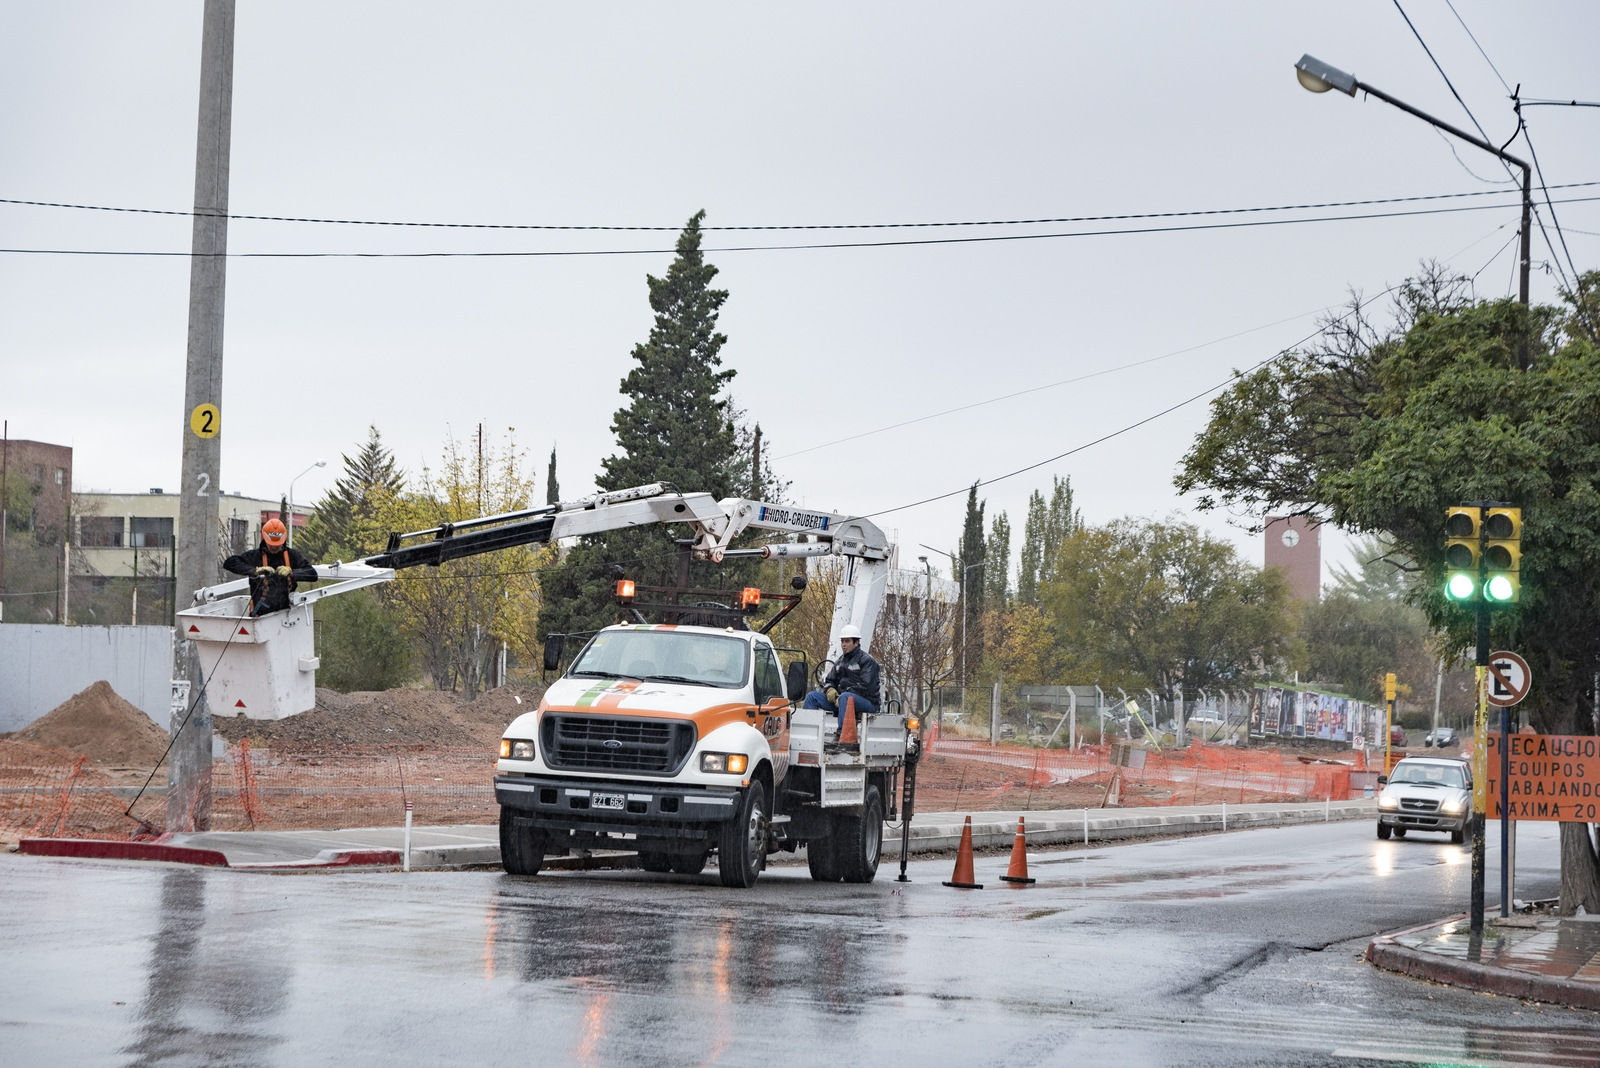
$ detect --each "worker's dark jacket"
[824,646,881,706]
[223,542,317,613]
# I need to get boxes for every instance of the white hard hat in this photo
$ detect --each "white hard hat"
[840,624,862,641]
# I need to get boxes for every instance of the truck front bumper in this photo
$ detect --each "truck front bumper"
[495,774,743,845]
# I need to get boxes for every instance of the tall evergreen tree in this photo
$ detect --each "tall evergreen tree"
[956,483,987,675]
[297,426,405,560]
[538,211,748,637]
[1018,474,1079,602]
[984,511,1012,607]
[546,446,560,505]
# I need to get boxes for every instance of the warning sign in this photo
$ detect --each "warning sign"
[1486,733,1600,822]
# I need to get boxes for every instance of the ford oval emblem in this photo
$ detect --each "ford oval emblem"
[602,739,623,749]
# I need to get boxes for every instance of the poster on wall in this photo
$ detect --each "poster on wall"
[1249,688,1265,736]
[1265,687,1283,734]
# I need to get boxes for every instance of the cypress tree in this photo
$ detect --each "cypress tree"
[546,446,560,505]
[956,483,986,675]
[538,211,746,637]
[985,511,1012,607]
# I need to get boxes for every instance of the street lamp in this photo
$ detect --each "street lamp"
[1293,54,1532,315]
[286,459,326,548]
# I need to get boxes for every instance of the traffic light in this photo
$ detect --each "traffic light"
[1483,507,1522,603]
[1444,506,1481,601]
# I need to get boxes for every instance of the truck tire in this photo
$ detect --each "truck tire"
[670,852,708,874]
[807,835,841,882]
[499,807,546,876]
[1377,823,1391,840]
[1451,827,1465,844]
[1392,827,1407,838]
[638,850,673,873]
[718,783,768,888]
[837,786,883,884]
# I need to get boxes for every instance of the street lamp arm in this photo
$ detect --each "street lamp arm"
[1353,79,1529,173]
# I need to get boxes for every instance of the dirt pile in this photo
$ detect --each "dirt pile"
[213,685,544,749]
[5,681,170,769]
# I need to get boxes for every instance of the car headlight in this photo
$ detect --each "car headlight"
[1441,798,1465,815]
[1378,795,1399,810]
[499,739,535,760]
[701,752,748,774]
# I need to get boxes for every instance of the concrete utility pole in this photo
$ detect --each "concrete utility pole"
[170,0,235,833]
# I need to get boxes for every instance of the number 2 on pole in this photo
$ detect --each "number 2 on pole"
[190,403,220,438]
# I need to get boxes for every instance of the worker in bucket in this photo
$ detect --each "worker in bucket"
[802,624,880,716]
[223,517,317,617]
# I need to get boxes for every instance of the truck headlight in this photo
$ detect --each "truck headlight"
[1441,798,1465,815]
[1378,795,1399,810]
[701,752,748,774]
[500,739,535,760]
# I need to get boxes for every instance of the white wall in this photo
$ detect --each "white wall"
[0,624,173,732]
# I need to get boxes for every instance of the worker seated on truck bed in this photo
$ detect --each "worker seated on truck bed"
[222,518,317,617]
[803,624,880,715]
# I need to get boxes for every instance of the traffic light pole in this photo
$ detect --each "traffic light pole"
[1471,603,1489,935]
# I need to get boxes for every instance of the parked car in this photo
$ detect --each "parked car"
[1389,725,1409,748]
[1377,756,1472,844]
[1423,727,1459,748]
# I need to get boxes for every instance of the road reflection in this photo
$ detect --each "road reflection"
[120,870,291,1067]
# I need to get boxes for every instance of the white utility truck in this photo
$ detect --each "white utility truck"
[183,483,922,888]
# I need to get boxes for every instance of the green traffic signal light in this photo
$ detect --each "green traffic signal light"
[1485,574,1515,602]
[1446,572,1477,600]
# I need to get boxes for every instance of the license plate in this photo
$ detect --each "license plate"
[591,792,625,810]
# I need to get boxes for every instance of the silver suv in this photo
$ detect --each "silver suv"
[1377,757,1472,844]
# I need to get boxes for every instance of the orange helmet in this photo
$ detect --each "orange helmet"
[262,518,288,546]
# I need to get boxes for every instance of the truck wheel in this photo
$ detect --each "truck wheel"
[1392,827,1407,838]
[1377,823,1391,840]
[837,785,883,884]
[670,852,708,875]
[718,783,768,888]
[499,807,546,876]
[638,850,673,873]
[807,836,841,882]
[1451,828,1465,844]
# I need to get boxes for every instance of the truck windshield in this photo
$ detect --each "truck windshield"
[568,629,749,690]
[1392,763,1467,788]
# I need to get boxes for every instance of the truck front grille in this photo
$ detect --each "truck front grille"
[1401,797,1441,813]
[540,715,696,775]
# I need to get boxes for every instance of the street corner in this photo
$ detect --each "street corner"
[1368,912,1600,1012]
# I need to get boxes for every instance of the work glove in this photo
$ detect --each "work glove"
[826,687,839,705]
[275,566,292,578]
[254,566,273,576]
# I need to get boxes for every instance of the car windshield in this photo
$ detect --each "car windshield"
[1391,762,1467,788]
[568,629,749,690]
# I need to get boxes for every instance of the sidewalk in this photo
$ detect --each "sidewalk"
[1369,914,1600,1011]
[17,799,1373,870]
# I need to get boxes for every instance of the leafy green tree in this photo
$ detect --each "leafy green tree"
[538,211,750,637]
[984,511,1012,607]
[1018,475,1078,604]
[315,588,415,692]
[1299,535,1435,703]
[1041,517,1294,698]
[298,426,406,561]
[1178,267,1600,911]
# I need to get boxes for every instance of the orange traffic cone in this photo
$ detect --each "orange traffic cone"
[942,815,984,889]
[837,695,859,745]
[999,816,1035,885]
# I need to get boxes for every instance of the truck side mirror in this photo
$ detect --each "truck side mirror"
[786,660,808,702]
[1377,775,1388,786]
[543,633,565,672]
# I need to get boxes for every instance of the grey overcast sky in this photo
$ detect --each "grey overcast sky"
[3,1,1597,586]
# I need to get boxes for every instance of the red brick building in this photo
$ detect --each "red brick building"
[2,439,72,537]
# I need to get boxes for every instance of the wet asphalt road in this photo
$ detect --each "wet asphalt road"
[5,820,1598,1067]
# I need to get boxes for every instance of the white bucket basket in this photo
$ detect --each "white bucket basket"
[176,562,394,721]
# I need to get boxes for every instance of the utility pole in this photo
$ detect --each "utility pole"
[171,0,235,833]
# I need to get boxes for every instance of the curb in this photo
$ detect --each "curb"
[17,838,401,871]
[1367,916,1600,1011]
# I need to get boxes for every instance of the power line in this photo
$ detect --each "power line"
[0,184,1576,233]
[5,193,1597,259]
[1443,0,1512,94]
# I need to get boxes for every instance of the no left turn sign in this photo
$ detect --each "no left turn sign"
[1486,650,1532,707]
